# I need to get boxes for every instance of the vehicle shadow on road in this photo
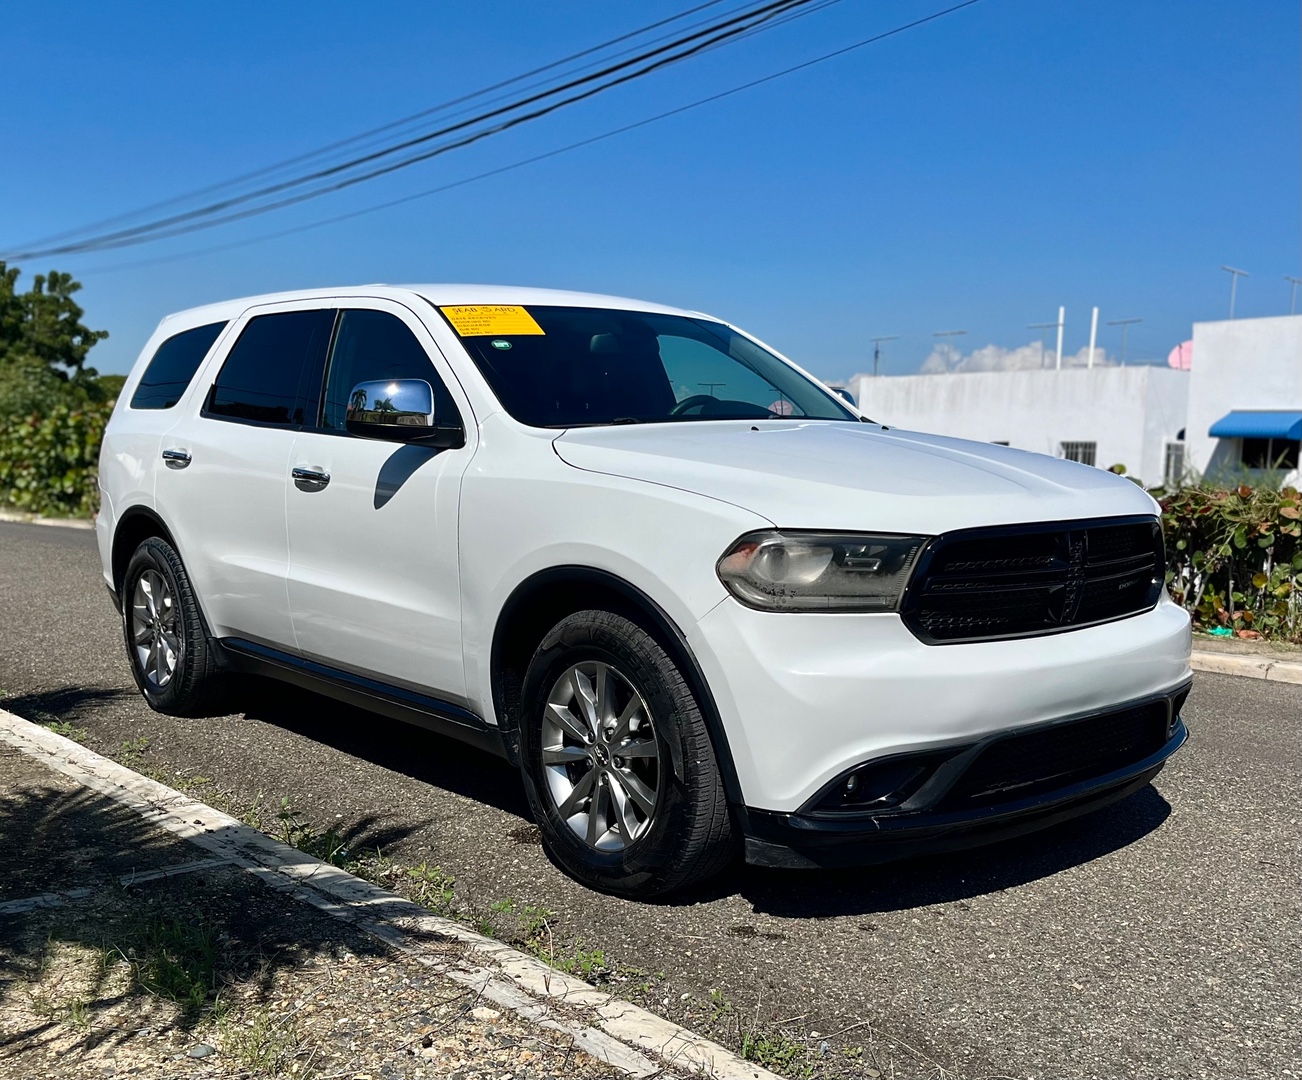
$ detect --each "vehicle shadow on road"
[726,784,1172,917]
[1,686,136,726]
[235,677,532,821]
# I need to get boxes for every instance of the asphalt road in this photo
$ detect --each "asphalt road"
[1,520,1298,1080]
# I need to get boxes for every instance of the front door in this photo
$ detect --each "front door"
[285,302,474,704]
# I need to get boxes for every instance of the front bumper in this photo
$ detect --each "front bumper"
[741,684,1189,868]
[687,593,1193,812]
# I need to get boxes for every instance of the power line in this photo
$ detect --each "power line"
[74,0,986,274]
[13,0,743,248]
[4,0,825,260]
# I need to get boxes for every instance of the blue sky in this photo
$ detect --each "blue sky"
[2,0,1298,379]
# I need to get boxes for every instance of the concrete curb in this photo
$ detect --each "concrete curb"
[0,710,781,1080]
[1190,650,1302,684]
[0,509,95,530]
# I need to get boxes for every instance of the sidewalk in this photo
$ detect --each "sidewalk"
[1190,632,1302,684]
[0,713,777,1080]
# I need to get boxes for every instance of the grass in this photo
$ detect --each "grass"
[41,718,88,741]
[273,797,350,867]
[741,1028,811,1076]
[101,911,219,1018]
[218,1004,307,1076]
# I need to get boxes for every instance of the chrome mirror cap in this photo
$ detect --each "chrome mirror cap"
[344,379,464,448]
[346,379,435,426]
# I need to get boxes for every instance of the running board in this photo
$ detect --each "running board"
[217,638,507,760]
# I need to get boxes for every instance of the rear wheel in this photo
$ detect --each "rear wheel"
[519,610,736,897]
[121,537,227,717]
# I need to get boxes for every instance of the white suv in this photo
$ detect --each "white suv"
[97,285,1192,896]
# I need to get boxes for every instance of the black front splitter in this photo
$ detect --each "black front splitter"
[742,722,1185,870]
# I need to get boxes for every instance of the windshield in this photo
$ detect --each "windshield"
[432,304,855,428]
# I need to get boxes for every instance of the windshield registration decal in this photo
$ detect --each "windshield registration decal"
[441,305,544,336]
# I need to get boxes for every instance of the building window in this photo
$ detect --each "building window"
[1163,441,1186,487]
[1241,437,1300,471]
[1059,441,1097,466]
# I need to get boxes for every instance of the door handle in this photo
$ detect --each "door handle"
[161,448,191,469]
[292,466,331,491]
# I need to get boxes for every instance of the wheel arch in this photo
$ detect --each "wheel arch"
[110,505,178,598]
[489,566,745,807]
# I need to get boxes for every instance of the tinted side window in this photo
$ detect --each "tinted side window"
[207,309,335,427]
[320,309,456,431]
[129,321,227,410]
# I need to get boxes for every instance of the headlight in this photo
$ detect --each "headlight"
[716,530,928,612]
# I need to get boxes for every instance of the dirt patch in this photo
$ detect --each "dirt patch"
[0,868,623,1080]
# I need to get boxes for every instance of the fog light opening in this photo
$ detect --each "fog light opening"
[814,752,950,814]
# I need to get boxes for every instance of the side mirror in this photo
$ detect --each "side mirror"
[831,386,857,408]
[344,379,465,449]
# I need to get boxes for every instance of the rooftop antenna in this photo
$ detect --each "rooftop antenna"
[1285,275,1302,315]
[932,330,967,371]
[698,382,726,397]
[870,335,899,377]
[1029,321,1056,368]
[1087,306,1100,369]
[1221,266,1249,319]
[1107,318,1142,366]
[1055,306,1065,369]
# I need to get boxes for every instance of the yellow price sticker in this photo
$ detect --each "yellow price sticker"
[441,305,545,337]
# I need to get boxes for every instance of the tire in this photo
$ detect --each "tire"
[518,610,736,897]
[120,536,227,717]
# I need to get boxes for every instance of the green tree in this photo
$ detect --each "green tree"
[0,262,108,376]
[0,263,114,515]
[0,262,111,415]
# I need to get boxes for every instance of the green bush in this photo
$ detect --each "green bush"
[0,400,113,517]
[1160,483,1302,642]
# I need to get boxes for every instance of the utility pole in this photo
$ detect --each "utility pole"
[1055,306,1065,370]
[870,335,899,377]
[1087,306,1099,369]
[1029,321,1056,368]
[1286,275,1302,315]
[932,330,967,370]
[1222,266,1249,319]
[1107,317,1142,366]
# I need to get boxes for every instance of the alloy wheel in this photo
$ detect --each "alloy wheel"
[131,568,179,689]
[541,661,661,852]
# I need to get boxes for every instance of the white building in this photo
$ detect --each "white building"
[1184,314,1300,485]
[845,313,1300,489]
[848,365,1189,487]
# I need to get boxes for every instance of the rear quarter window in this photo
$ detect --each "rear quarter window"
[129,321,228,410]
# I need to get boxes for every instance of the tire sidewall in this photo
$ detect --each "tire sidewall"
[121,539,190,713]
[518,615,700,895]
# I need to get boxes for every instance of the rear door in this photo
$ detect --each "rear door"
[156,302,335,649]
[285,301,476,703]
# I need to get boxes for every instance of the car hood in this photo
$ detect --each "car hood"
[552,421,1158,534]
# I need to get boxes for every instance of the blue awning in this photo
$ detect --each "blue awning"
[1208,410,1302,440]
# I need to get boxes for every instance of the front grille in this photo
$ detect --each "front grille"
[902,517,1163,644]
[937,701,1170,810]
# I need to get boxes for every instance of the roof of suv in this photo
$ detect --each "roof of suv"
[156,284,705,330]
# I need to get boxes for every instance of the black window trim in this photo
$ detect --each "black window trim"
[303,304,466,440]
[199,306,339,432]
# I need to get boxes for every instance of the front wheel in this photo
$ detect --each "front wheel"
[518,610,736,897]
